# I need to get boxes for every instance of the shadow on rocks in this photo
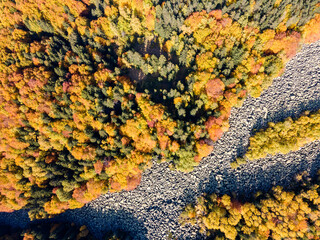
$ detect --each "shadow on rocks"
[0,209,77,236]
[179,188,199,206]
[198,141,320,203]
[0,205,148,240]
[231,89,320,162]
[251,97,320,138]
[198,167,237,198]
[54,206,148,240]
[0,209,30,229]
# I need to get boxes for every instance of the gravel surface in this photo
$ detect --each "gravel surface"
[1,40,320,239]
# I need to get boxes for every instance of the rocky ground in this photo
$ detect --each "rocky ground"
[1,41,320,240]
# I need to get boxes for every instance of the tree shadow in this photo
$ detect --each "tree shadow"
[199,141,320,203]
[0,209,31,229]
[179,188,199,206]
[0,206,147,240]
[54,206,148,240]
[250,96,320,138]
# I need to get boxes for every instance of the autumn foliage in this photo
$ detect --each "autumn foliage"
[238,110,320,162]
[180,171,320,240]
[0,0,320,219]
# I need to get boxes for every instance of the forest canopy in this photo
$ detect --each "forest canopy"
[0,0,320,219]
[235,109,320,165]
[180,171,320,240]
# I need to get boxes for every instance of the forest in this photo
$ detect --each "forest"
[0,0,320,233]
[232,109,320,167]
[180,170,320,240]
